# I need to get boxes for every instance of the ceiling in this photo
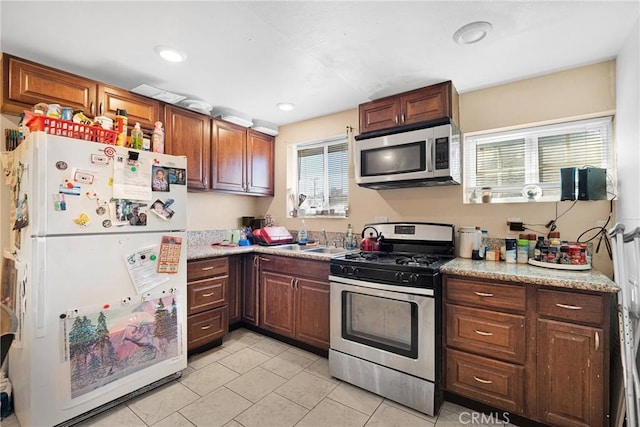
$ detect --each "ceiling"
[1,1,638,127]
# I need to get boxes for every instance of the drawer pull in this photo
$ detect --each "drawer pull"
[555,303,582,310]
[201,292,215,297]
[474,329,493,337]
[473,376,493,385]
[201,266,214,271]
[200,325,212,330]
[473,291,494,297]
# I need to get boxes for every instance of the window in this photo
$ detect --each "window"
[293,135,349,217]
[464,116,613,203]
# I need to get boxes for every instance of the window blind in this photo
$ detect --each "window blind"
[296,137,349,215]
[464,116,613,203]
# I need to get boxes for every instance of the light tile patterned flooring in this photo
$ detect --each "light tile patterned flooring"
[2,328,514,427]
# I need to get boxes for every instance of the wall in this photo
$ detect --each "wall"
[615,17,640,228]
[259,61,617,277]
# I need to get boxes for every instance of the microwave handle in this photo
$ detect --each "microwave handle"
[427,138,434,172]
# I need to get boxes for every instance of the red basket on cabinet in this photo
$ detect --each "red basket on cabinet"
[26,116,118,145]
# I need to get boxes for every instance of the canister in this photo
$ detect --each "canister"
[458,226,477,258]
[516,239,529,263]
[505,238,517,263]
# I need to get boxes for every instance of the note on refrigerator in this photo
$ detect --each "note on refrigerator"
[123,245,169,294]
[112,154,152,201]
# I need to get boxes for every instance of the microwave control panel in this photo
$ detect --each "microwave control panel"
[435,137,449,170]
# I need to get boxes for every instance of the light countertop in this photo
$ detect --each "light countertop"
[441,258,619,293]
[187,243,350,262]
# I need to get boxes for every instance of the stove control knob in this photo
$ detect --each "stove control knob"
[340,265,349,275]
[352,267,360,276]
[409,274,419,283]
[395,272,403,282]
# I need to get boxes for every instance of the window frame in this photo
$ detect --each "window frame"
[288,134,349,218]
[463,116,614,204]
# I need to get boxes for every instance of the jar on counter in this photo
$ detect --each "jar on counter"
[505,238,517,263]
[516,239,529,264]
[481,187,492,203]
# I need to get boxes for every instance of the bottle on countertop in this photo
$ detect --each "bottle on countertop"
[298,220,308,245]
[130,122,144,150]
[528,234,537,259]
[480,229,488,258]
[152,121,165,153]
[534,236,545,261]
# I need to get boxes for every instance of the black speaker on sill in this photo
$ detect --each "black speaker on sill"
[578,167,607,200]
[560,167,577,201]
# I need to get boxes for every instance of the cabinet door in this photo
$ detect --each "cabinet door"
[359,97,401,134]
[294,277,330,350]
[260,271,295,338]
[97,85,160,130]
[5,55,97,115]
[246,130,274,196]
[228,255,242,324]
[241,254,259,325]
[537,319,604,426]
[211,119,247,193]
[400,82,451,126]
[187,306,228,351]
[164,106,211,190]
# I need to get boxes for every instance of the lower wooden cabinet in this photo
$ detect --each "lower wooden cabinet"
[228,255,242,324]
[443,275,611,427]
[259,255,330,350]
[186,257,229,351]
[241,254,259,325]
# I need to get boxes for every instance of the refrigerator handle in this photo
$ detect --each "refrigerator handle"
[34,237,47,337]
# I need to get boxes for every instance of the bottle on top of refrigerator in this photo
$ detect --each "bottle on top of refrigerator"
[115,109,127,147]
[130,122,144,150]
[152,121,165,153]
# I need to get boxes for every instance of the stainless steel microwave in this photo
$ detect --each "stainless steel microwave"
[355,123,461,189]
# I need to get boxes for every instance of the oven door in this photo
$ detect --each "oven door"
[330,277,435,381]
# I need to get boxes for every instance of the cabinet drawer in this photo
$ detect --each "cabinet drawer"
[446,304,525,364]
[446,277,525,312]
[188,277,227,315]
[188,257,228,281]
[538,289,604,326]
[187,306,228,350]
[446,348,525,414]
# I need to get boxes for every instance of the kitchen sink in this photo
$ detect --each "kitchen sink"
[273,244,307,251]
[304,246,349,255]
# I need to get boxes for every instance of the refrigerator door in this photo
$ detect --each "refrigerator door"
[27,132,187,236]
[10,231,187,427]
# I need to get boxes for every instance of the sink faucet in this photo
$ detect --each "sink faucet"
[321,228,329,246]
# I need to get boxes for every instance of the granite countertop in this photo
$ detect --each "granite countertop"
[441,258,619,293]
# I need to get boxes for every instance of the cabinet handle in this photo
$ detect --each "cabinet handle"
[555,303,582,310]
[474,329,493,337]
[290,278,295,290]
[473,376,493,385]
[395,114,399,124]
[253,257,259,267]
[595,331,600,351]
[99,102,103,116]
[401,113,405,123]
[203,177,208,186]
[200,325,212,330]
[201,266,214,271]
[473,291,494,297]
[260,257,271,262]
[201,292,215,297]
[90,101,95,116]
[295,278,299,289]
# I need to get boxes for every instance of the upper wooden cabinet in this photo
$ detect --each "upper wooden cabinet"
[2,55,159,129]
[212,120,274,196]
[97,85,159,130]
[164,105,211,190]
[3,55,97,115]
[359,81,459,134]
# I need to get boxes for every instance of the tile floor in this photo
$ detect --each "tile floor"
[2,328,515,426]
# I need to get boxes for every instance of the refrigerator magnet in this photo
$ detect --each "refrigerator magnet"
[59,180,81,195]
[150,199,174,221]
[151,166,170,192]
[90,154,110,165]
[55,161,68,170]
[73,169,95,185]
[168,168,186,185]
[73,213,90,227]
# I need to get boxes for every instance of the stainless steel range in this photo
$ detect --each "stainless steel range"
[328,222,455,416]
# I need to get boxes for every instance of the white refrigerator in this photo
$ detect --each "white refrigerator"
[5,132,188,426]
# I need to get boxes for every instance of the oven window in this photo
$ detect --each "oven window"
[361,141,426,176]
[342,291,418,359]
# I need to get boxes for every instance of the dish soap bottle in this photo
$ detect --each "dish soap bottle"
[345,223,354,249]
[298,220,308,245]
[152,121,165,153]
[130,122,143,150]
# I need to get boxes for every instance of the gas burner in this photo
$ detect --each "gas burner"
[345,251,386,261]
[395,255,439,267]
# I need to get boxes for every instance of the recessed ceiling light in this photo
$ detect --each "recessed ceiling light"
[154,46,187,63]
[453,21,493,45]
[277,102,295,111]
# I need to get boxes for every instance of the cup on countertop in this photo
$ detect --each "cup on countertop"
[505,238,517,263]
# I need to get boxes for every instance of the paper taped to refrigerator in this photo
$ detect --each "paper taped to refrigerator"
[112,154,152,201]
[123,245,169,294]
